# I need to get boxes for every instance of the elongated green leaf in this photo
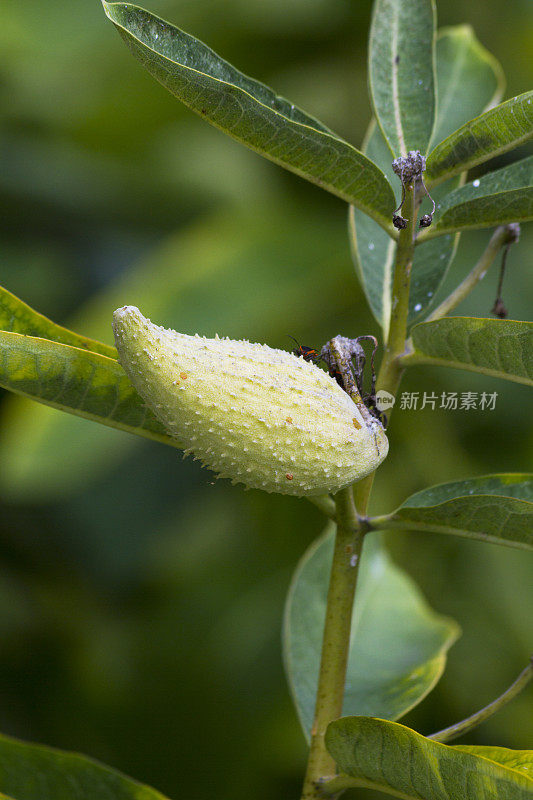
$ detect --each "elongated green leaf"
[369,0,436,156]
[0,731,169,800]
[348,123,399,334]
[283,528,459,741]
[371,474,533,550]
[324,717,533,799]
[421,155,533,238]
[0,285,116,358]
[0,331,179,447]
[428,185,532,236]
[428,25,504,149]
[426,91,533,185]
[454,746,533,780]
[351,26,502,329]
[101,2,395,228]
[402,317,533,385]
[0,205,350,499]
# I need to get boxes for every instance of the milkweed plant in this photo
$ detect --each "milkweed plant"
[0,0,532,798]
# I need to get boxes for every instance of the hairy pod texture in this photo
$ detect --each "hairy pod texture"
[112,306,388,496]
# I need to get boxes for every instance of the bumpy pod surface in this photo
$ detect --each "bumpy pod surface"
[112,307,388,496]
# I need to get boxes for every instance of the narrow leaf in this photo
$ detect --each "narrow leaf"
[325,717,533,799]
[426,91,533,185]
[372,474,533,550]
[0,206,350,499]
[283,528,459,741]
[0,730,170,800]
[0,285,116,358]
[348,123,398,333]
[422,156,533,238]
[369,0,436,156]
[101,1,395,228]
[351,25,502,329]
[402,317,533,385]
[429,25,504,149]
[0,331,179,448]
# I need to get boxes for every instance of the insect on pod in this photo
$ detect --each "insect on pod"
[288,335,321,364]
[113,307,389,497]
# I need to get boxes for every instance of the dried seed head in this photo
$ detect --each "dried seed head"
[112,307,389,497]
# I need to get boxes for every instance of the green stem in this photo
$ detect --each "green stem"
[428,658,533,743]
[300,178,418,800]
[320,775,412,799]
[317,774,356,796]
[299,487,364,800]
[425,226,512,322]
[377,183,417,399]
[352,473,374,517]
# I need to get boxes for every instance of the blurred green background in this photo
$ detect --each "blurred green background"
[0,0,532,797]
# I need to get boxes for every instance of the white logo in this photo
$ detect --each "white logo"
[375,390,396,412]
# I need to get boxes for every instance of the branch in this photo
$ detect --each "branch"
[425,224,519,322]
[428,657,533,743]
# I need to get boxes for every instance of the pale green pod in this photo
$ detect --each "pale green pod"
[112,306,388,497]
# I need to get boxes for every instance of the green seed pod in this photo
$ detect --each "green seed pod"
[112,306,388,497]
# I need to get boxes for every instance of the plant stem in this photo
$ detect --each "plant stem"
[425,225,514,322]
[428,658,533,743]
[299,486,364,800]
[300,179,418,800]
[352,473,374,517]
[377,184,417,398]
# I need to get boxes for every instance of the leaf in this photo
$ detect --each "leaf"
[402,317,533,385]
[0,331,179,448]
[0,205,352,499]
[454,746,533,780]
[368,0,436,157]
[324,717,533,799]
[371,474,533,550]
[351,25,503,329]
[428,25,505,149]
[0,730,170,800]
[426,90,533,186]
[101,1,395,228]
[0,285,116,358]
[282,528,459,741]
[421,155,533,238]
[348,123,398,334]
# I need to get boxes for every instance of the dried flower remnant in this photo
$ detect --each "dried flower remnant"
[392,150,436,229]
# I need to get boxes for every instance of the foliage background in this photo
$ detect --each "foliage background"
[0,0,531,797]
